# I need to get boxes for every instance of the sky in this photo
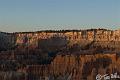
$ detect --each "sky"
[0,0,120,32]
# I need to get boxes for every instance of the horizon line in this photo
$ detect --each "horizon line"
[0,28,120,34]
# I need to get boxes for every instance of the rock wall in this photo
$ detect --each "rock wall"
[0,50,119,80]
[1,29,120,52]
[1,29,120,80]
[27,53,120,80]
[15,29,120,50]
[0,32,15,51]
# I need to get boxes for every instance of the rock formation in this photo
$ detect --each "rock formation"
[0,28,120,80]
[14,29,120,52]
[0,32,15,51]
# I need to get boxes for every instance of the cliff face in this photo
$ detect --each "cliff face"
[0,29,120,50]
[1,29,120,51]
[27,53,120,80]
[0,29,120,80]
[0,32,15,51]
[15,29,120,51]
[0,49,119,80]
